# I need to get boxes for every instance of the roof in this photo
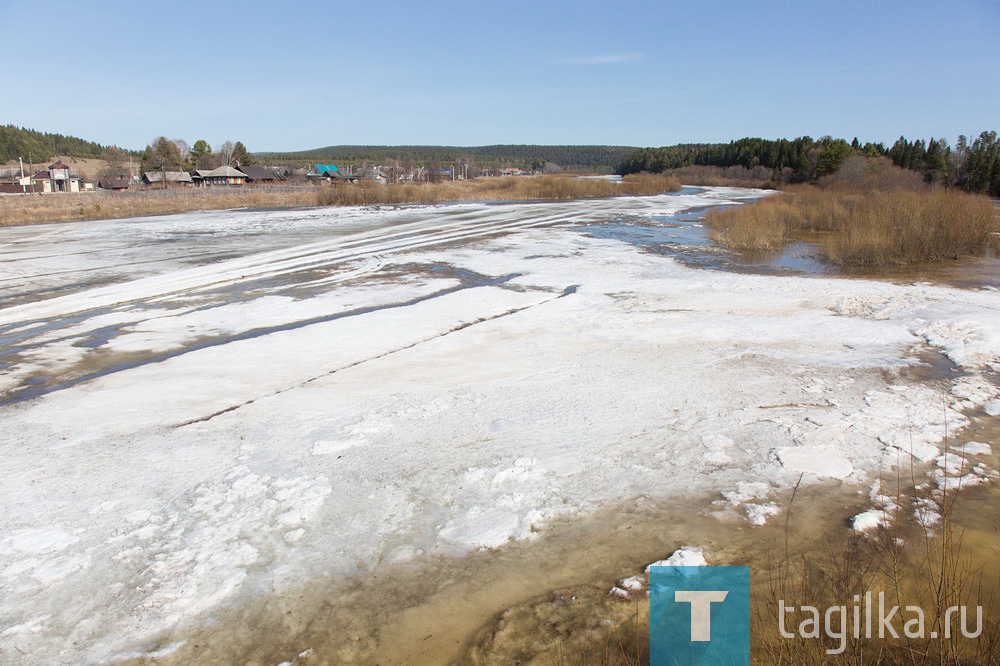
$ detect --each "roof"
[237,165,278,181]
[144,171,193,183]
[32,170,51,180]
[98,179,130,189]
[309,164,340,175]
[202,166,246,178]
[193,169,214,178]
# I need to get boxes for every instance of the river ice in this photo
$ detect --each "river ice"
[0,188,997,662]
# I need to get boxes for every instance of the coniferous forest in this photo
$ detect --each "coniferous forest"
[3,123,999,198]
[0,125,112,164]
[617,132,1000,197]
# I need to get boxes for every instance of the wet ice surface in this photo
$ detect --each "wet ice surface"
[1,188,999,663]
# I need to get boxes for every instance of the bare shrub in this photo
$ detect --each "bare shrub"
[316,175,681,208]
[819,156,927,192]
[827,189,996,266]
[656,165,781,189]
[705,186,998,265]
[705,196,798,251]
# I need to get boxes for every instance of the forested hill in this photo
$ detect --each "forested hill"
[618,133,1000,196]
[0,125,115,163]
[256,145,639,171]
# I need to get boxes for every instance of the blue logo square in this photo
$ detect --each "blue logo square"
[650,565,753,665]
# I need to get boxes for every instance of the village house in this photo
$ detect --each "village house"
[97,179,130,192]
[142,171,194,187]
[31,161,84,193]
[197,166,247,186]
[306,164,360,182]
[237,165,285,184]
[0,166,31,194]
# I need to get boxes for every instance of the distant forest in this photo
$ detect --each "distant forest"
[0,125,118,164]
[618,132,1000,197]
[4,123,998,197]
[256,144,639,172]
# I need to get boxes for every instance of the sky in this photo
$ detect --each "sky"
[2,1,998,152]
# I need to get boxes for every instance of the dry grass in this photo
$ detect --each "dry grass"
[553,487,999,665]
[705,186,998,266]
[0,175,684,227]
[553,611,647,666]
[753,463,1000,664]
[656,165,781,189]
[316,174,681,207]
[0,187,318,226]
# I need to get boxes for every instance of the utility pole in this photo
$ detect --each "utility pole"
[162,162,166,190]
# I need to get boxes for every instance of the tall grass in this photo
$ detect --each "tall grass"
[0,175,682,226]
[0,187,317,226]
[549,485,999,665]
[654,165,781,189]
[705,186,998,266]
[753,472,999,664]
[316,174,681,207]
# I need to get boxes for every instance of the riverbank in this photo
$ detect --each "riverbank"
[0,175,681,227]
[1,189,997,663]
[0,187,319,226]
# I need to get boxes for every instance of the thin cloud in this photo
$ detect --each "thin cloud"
[557,53,643,65]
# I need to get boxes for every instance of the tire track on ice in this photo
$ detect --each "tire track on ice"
[175,284,580,427]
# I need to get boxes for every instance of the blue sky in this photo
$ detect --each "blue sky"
[2,1,998,152]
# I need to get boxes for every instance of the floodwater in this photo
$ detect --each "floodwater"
[1,189,996,665]
[578,201,1000,290]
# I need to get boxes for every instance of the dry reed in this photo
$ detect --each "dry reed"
[0,187,317,226]
[316,174,681,207]
[705,186,998,266]
[1,175,683,227]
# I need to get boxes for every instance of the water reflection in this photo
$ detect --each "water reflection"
[578,207,1000,289]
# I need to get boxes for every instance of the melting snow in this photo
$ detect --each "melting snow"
[0,189,997,661]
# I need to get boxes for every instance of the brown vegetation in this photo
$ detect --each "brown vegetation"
[316,174,681,207]
[555,480,999,665]
[1,175,683,227]
[0,187,318,226]
[655,165,781,189]
[753,463,1000,664]
[705,181,998,266]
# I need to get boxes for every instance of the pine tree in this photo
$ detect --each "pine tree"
[232,141,254,166]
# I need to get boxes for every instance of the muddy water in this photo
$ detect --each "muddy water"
[176,453,998,665]
[141,407,1000,664]
[147,479,875,665]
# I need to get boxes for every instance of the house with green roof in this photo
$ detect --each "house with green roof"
[306,164,359,182]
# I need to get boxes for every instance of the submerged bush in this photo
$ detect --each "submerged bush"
[705,186,997,266]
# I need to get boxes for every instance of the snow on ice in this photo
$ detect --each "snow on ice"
[0,188,997,661]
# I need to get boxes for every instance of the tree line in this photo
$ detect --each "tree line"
[0,125,117,164]
[135,137,254,176]
[259,144,639,172]
[618,132,1000,197]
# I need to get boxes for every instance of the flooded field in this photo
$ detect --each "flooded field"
[0,187,996,664]
[577,191,1000,289]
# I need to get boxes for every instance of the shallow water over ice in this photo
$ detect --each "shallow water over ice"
[0,187,997,664]
[577,201,1000,288]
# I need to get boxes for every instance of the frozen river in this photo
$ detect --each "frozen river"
[0,188,998,663]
